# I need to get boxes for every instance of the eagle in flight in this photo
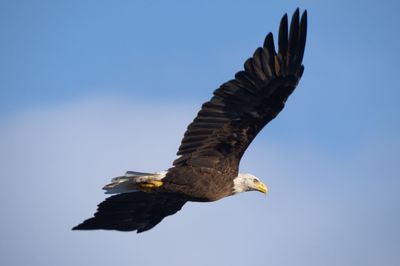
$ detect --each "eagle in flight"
[73,9,307,233]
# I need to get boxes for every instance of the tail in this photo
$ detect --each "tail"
[102,171,167,194]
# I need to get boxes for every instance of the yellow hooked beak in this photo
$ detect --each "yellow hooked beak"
[255,180,268,194]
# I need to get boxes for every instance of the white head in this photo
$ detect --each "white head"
[232,173,268,194]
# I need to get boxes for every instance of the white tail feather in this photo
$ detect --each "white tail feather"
[103,171,167,194]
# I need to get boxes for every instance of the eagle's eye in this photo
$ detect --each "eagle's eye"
[253,178,258,183]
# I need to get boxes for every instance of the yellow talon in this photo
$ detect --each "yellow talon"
[137,180,163,192]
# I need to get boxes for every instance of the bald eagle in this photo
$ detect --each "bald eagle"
[73,9,307,233]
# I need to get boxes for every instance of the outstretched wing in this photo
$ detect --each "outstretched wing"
[173,9,307,175]
[73,192,186,233]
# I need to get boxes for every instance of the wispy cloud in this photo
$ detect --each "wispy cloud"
[0,97,398,266]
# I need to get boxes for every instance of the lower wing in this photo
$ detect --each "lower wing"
[73,192,186,233]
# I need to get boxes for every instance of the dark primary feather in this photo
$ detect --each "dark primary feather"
[173,9,307,175]
[73,192,186,233]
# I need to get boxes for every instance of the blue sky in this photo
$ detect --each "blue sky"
[1,1,399,266]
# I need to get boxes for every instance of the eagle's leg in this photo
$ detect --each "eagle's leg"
[137,180,164,192]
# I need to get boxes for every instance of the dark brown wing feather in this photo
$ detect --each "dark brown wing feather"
[173,9,307,175]
[72,192,186,233]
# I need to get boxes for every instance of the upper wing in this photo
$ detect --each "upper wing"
[173,9,307,174]
[72,192,186,233]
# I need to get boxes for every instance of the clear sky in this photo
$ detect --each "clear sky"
[1,1,399,266]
